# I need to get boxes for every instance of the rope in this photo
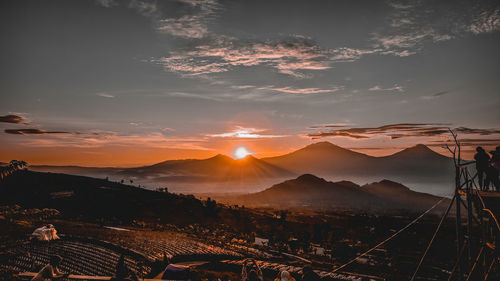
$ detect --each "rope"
[483,256,496,281]
[446,240,468,281]
[332,197,446,273]
[465,246,484,281]
[410,195,456,281]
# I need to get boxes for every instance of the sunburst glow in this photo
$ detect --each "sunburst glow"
[233,146,252,159]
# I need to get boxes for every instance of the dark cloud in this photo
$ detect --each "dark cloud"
[308,123,500,140]
[309,124,351,129]
[432,90,450,97]
[428,138,500,148]
[5,129,70,135]
[0,114,26,124]
[455,127,500,135]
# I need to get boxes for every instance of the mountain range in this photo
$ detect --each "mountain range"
[223,174,447,213]
[30,142,455,195]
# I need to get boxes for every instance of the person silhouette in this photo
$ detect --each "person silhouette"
[111,254,138,281]
[474,146,490,190]
[301,266,320,281]
[487,146,500,191]
[31,255,69,281]
[241,259,263,281]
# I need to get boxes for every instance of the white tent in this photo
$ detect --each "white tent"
[31,224,60,241]
[254,237,269,247]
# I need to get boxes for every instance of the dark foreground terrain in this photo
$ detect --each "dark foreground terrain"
[0,170,493,280]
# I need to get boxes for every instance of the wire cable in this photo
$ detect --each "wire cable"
[332,196,446,273]
[410,195,456,281]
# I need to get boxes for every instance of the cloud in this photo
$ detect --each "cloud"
[368,85,404,92]
[5,129,70,135]
[167,91,223,101]
[259,86,342,95]
[370,0,500,58]
[15,131,212,151]
[307,123,500,140]
[468,9,500,34]
[156,34,387,80]
[158,15,208,38]
[455,127,500,135]
[97,92,115,98]
[128,0,158,17]
[309,123,353,129]
[207,127,285,139]
[0,114,27,124]
[95,0,117,8]
[96,0,220,39]
[421,90,451,100]
[231,85,255,89]
[157,35,338,78]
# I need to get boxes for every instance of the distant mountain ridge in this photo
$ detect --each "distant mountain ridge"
[233,174,446,213]
[30,142,455,195]
[125,154,294,182]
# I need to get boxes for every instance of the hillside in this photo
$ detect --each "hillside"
[233,174,446,213]
[0,170,226,225]
[361,179,443,211]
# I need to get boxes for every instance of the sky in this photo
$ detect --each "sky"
[1,0,500,166]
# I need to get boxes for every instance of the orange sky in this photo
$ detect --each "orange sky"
[0,135,480,167]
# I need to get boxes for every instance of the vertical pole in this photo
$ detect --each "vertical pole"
[479,204,486,277]
[466,170,473,265]
[455,165,463,281]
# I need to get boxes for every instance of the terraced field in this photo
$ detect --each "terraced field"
[5,239,149,277]
[3,227,244,278]
[73,228,243,261]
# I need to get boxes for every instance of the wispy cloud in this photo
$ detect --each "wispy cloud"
[158,15,208,39]
[231,85,255,89]
[95,0,117,8]
[309,123,353,129]
[157,35,337,78]
[468,9,500,34]
[97,0,220,39]
[371,0,500,58]
[207,127,285,139]
[368,85,404,92]
[10,130,212,151]
[259,86,342,95]
[97,92,115,98]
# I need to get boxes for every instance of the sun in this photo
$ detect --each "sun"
[233,146,252,159]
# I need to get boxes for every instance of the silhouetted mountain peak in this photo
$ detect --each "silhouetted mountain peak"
[209,154,233,162]
[304,141,342,150]
[411,144,432,151]
[364,179,410,191]
[391,144,445,159]
[334,180,361,189]
[296,173,326,183]
[236,154,257,161]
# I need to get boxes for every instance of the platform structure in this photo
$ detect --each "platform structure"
[442,132,500,281]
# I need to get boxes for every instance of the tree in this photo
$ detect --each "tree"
[1,160,28,180]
